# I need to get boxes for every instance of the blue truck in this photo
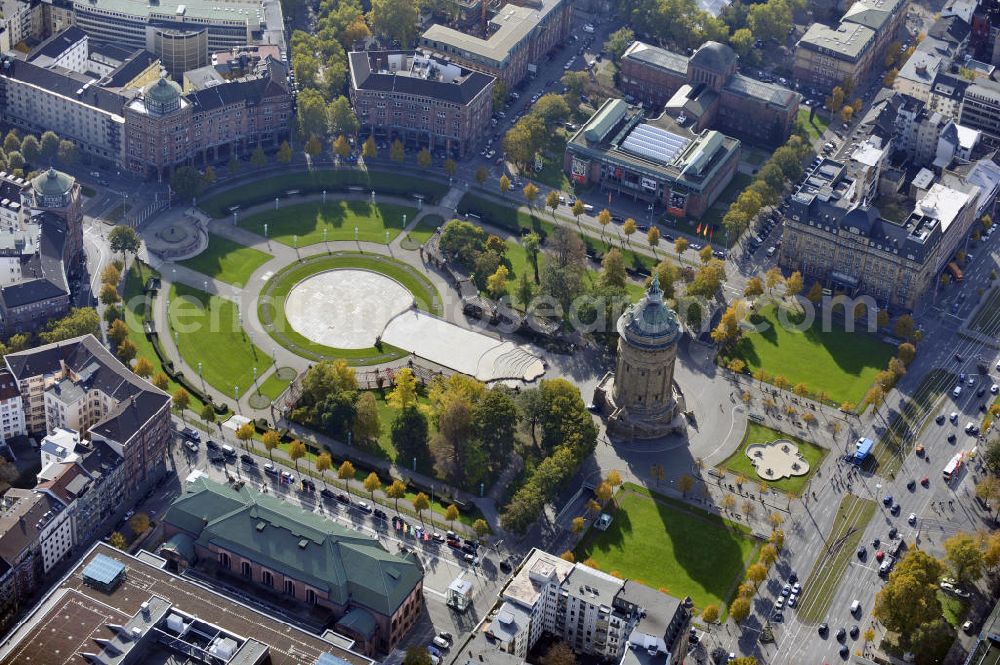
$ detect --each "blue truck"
[853,437,874,464]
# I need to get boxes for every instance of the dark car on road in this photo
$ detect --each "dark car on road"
[240,454,256,466]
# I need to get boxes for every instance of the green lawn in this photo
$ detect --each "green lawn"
[797,495,877,622]
[532,155,572,191]
[238,201,416,247]
[179,234,271,286]
[575,485,757,612]
[797,107,830,143]
[258,253,440,364]
[199,170,449,218]
[401,214,445,250]
[371,390,436,474]
[719,422,828,495]
[169,283,273,396]
[257,370,294,401]
[938,591,968,628]
[726,304,895,406]
[970,288,1000,338]
[122,265,207,414]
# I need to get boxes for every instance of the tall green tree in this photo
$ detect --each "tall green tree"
[368,0,420,46]
[170,166,204,202]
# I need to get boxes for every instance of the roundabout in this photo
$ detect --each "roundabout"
[258,252,441,365]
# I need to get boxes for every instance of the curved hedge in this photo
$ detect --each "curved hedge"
[199,169,450,218]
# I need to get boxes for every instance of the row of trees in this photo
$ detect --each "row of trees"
[291,359,383,450]
[722,135,814,240]
[500,379,598,532]
[0,129,79,179]
[728,521,787,625]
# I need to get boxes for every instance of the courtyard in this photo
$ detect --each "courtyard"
[575,485,758,612]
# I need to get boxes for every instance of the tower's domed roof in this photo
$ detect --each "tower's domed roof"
[689,41,738,73]
[144,76,181,106]
[31,167,73,198]
[617,275,681,349]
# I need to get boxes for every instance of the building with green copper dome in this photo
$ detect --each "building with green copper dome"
[595,276,687,439]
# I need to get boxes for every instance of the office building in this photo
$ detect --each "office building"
[0,543,376,665]
[565,98,741,218]
[794,0,908,91]
[4,334,171,497]
[471,549,690,664]
[349,50,494,158]
[960,78,1000,141]
[619,40,801,147]
[779,156,979,309]
[419,0,572,88]
[0,371,24,447]
[159,476,425,655]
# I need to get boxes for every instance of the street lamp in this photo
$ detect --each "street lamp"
[412,457,416,472]
[322,189,327,204]
[233,211,237,226]
[253,366,258,393]
[354,226,359,242]
[275,197,279,210]
[264,223,268,239]
[198,362,205,392]
[402,213,407,229]
[234,385,241,414]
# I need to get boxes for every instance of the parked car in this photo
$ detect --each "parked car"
[240,454,256,466]
[264,463,278,476]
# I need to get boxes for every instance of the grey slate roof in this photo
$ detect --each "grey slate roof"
[349,50,493,105]
[688,41,737,73]
[621,41,689,76]
[0,56,129,116]
[0,214,69,309]
[4,334,169,443]
[164,477,423,617]
[28,26,88,63]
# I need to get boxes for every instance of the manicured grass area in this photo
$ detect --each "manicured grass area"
[179,233,271,286]
[257,370,293,401]
[401,214,444,249]
[725,304,895,406]
[371,389,436,475]
[797,495,877,622]
[199,170,449,217]
[258,253,440,364]
[797,107,830,143]
[718,422,828,496]
[938,591,968,628]
[532,154,572,191]
[239,201,416,247]
[969,287,1000,338]
[575,485,757,612]
[122,265,207,414]
[169,283,273,396]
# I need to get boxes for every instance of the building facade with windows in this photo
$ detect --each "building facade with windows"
[4,334,171,498]
[476,549,690,664]
[779,156,979,310]
[159,477,425,656]
[419,0,572,88]
[565,98,741,218]
[123,60,292,179]
[618,40,801,147]
[349,50,494,158]
[794,0,908,91]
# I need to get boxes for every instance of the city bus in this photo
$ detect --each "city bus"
[943,452,964,483]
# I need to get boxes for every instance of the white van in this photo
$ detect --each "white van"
[222,444,237,458]
[953,386,962,398]
[850,599,861,615]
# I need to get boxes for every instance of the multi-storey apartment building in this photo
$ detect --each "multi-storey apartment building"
[160,477,425,656]
[779,156,980,310]
[349,50,494,158]
[0,371,24,446]
[419,0,572,88]
[478,549,690,664]
[123,59,292,179]
[565,98,741,218]
[0,487,71,632]
[618,40,800,147]
[794,0,908,91]
[960,78,1000,141]
[5,334,170,497]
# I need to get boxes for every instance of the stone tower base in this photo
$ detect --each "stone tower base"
[594,372,687,440]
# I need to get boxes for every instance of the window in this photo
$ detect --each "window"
[218,552,231,569]
[306,588,317,604]
[262,570,273,587]
[285,580,295,597]
[241,561,251,578]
